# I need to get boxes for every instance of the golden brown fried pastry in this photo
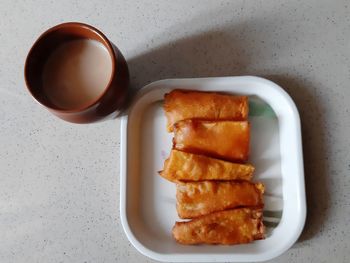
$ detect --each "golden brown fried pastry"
[159,150,254,182]
[172,208,264,245]
[173,120,250,162]
[164,90,248,132]
[176,181,264,219]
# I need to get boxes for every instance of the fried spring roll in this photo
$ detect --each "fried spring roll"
[164,90,248,132]
[172,208,265,245]
[159,150,254,182]
[173,120,250,162]
[176,181,264,219]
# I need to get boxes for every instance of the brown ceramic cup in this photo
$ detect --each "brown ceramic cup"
[24,22,129,123]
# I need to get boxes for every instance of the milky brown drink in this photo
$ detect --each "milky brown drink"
[42,39,112,109]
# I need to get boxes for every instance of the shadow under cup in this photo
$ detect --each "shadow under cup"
[24,22,129,123]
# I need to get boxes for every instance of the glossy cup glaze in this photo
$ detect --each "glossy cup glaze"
[24,22,129,123]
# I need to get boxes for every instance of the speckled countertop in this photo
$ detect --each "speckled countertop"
[1,0,349,262]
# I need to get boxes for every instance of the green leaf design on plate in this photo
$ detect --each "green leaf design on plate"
[249,96,276,117]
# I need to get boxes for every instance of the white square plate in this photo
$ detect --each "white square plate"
[120,76,306,262]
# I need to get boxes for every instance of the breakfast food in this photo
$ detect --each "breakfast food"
[176,181,264,219]
[159,149,254,182]
[173,120,250,162]
[164,90,248,132]
[172,208,264,245]
[160,89,264,246]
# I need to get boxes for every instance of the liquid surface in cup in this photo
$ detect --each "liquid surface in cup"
[42,39,112,109]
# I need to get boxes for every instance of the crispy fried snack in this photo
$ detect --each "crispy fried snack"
[173,120,250,162]
[172,208,265,245]
[164,90,248,132]
[176,181,264,218]
[159,150,254,182]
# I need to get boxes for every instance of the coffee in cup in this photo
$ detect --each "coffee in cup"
[42,39,113,109]
[25,22,129,123]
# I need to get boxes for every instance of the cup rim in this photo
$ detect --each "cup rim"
[24,22,117,113]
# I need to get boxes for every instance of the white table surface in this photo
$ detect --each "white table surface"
[1,0,349,262]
